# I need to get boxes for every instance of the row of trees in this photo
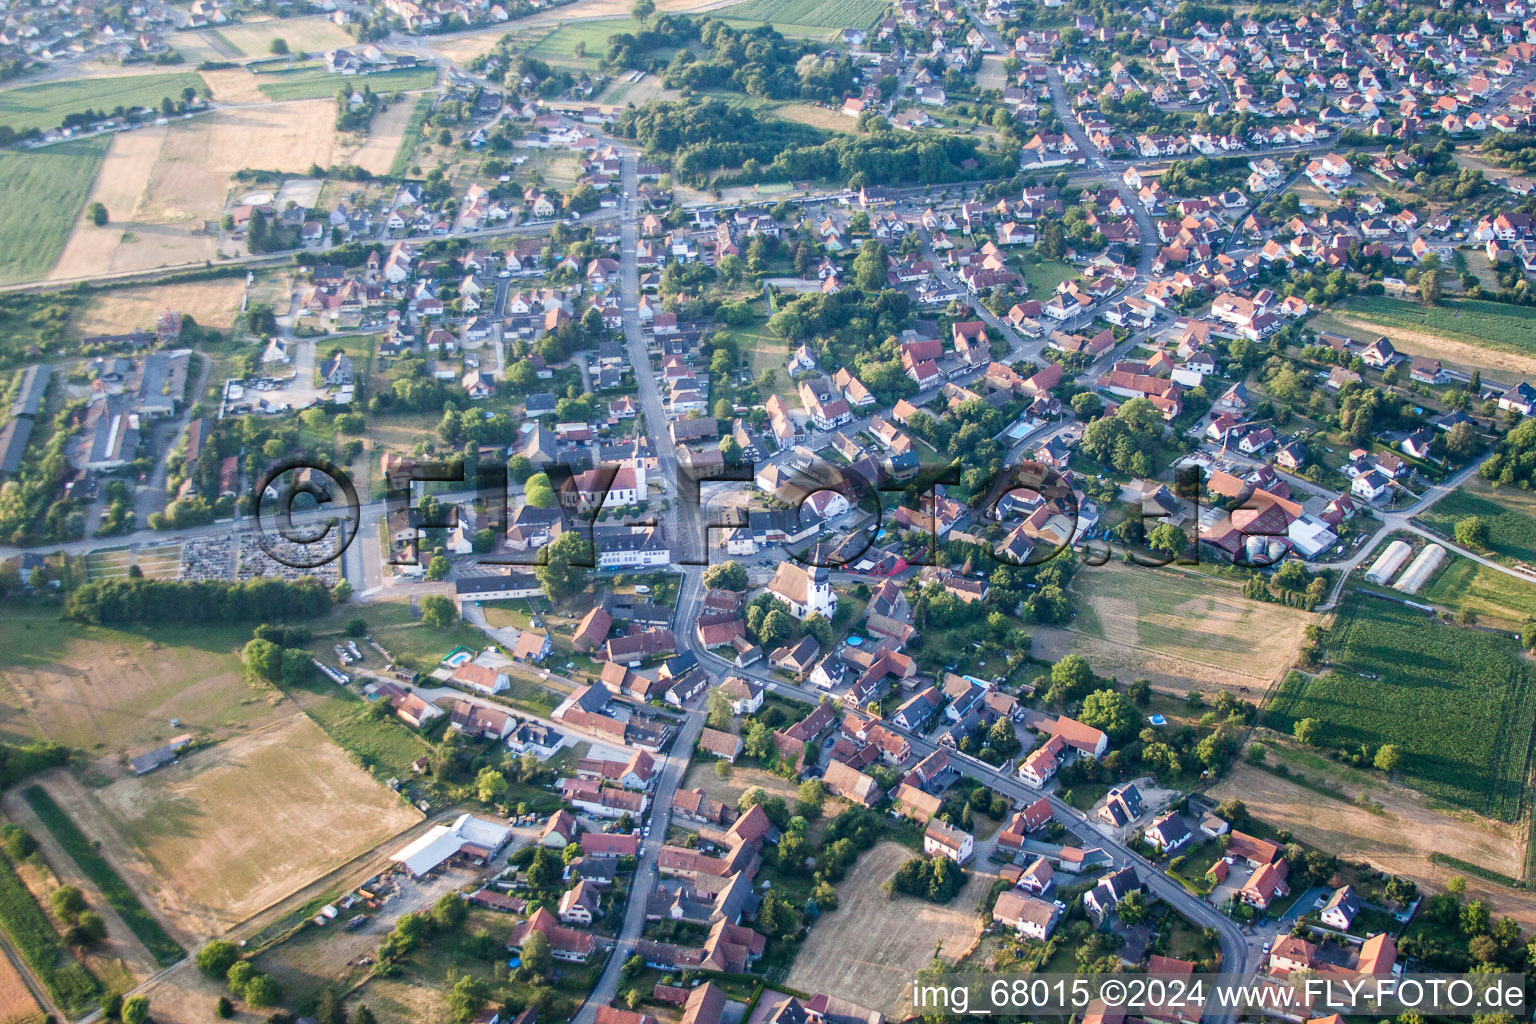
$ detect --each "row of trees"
[66,577,335,626]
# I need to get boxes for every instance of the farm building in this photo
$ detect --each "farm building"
[390,813,512,876]
[1363,540,1411,585]
[1394,544,1445,595]
[128,734,193,775]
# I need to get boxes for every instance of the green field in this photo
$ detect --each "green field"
[0,853,98,1015]
[714,0,888,29]
[0,73,203,134]
[1265,596,1536,820]
[387,94,434,177]
[1419,553,1536,625]
[254,66,437,101]
[1417,482,1536,567]
[0,137,110,284]
[526,19,640,63]
[1339,295,1536,358]
[22,786,185,965]
[1018,255,1077,298]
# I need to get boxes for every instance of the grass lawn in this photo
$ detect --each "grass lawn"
[1417,479,1536,567]
[1264,596,1536,820]
[1017,254,1077,297]
[0,137,110,284]
[1419,552,1536,626]
[0,73,202,134]
[255,66,436,101]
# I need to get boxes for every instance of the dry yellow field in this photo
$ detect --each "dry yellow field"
[1312,311,1536,380]
[0,953,41,1024]
[91,714,421,933]
[197,67,270,103]
[771,102,858,133]
[1209,758,1536,926]
[79,278,248,334]
[51,99,406,279]
[785,841,991,1018]
[1030,561,1313,696]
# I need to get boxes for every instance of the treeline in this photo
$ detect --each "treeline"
[65,577,334,625]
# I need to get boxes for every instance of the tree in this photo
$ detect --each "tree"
[525,472,556,508]
[87,202,108,227]
[743,722,774,760]
[707,687,733,729]
[270,37,289,54]
[536,531,593,603]
[1455,516,1491,550]
[281,647,313,686]
[217,995,235,1018]
[51,885,86,920]
[421,594,457,628]
[448,972,489,1022]
[102,991,124,1020]
[426,555,449,581]
[1421,267,1441,305]
[244,973,280,1008]
[316,988,347,1024]
[1077,689,1137,740]
[702,561,748,591]
[242,638,284,682]
[1462,899,1492,936]
[1046,654,1095,704]
[632,0,655,21]
[1447,875,1468,897]
[797,779,825,818]
[476,767,509,804]
[227,961,256,996]
[122,995,149,1024]
[1293,717,1321,747]
[197,940,242,978]
[354,1008,377,1024]
[521,931,553,980]
[1147,523,1186,559]
[1446,421,1481,460]
[1374,744,1403,773]
[1116,890,1148,925]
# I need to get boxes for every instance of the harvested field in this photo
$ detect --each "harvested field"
[91,714,421,933]
[1312,311,1536,380]
[79,279,247,335]
[197,68,269,104]
[785,841,990,1018]
[769,102,858,133]
[0,952,41,1024]
[51,100,404,279]
[0,609,287,765]
[1209,758,1536,927]
[1029,561,1313,696]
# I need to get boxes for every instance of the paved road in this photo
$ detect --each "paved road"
[569,148,712,1024]
[672,632,1257,1008]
